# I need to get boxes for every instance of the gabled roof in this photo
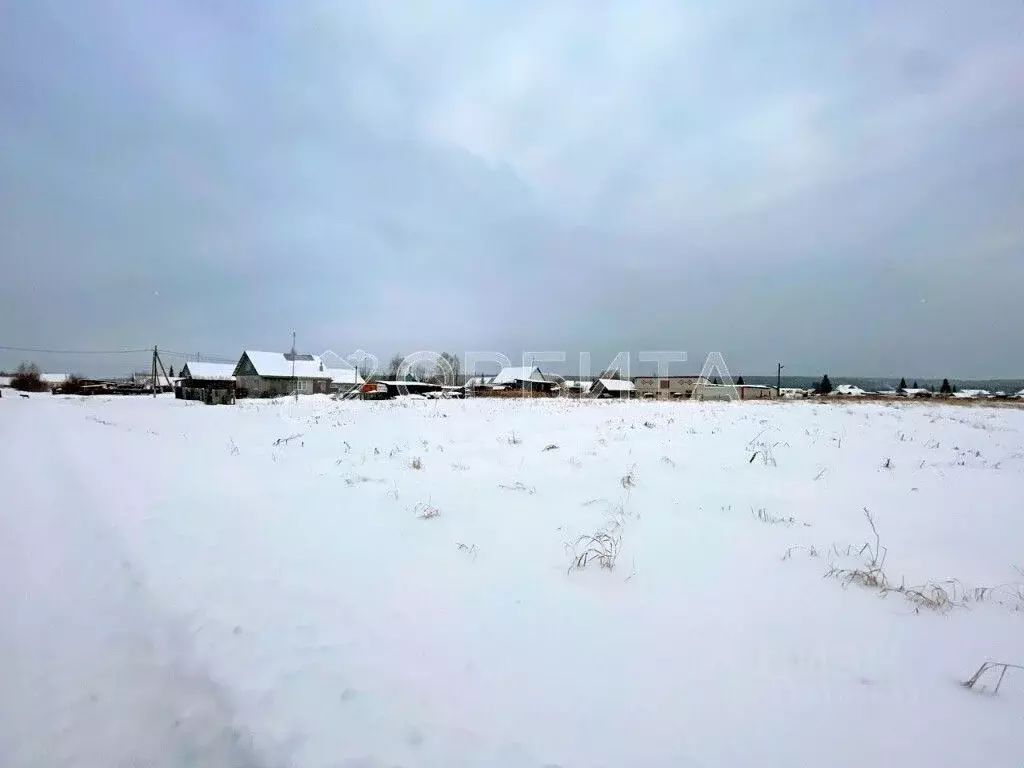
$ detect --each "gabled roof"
[492,366,546,385]
[181,362,236,381]
[596,378,635,392]
[41,373,68,384]
[236,350,330,379]
[464,376,494,388]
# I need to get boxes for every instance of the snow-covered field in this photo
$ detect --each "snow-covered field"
[2,394,1023,767]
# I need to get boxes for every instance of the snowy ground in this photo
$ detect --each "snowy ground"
[1,394,1022,767]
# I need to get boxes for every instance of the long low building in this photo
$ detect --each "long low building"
[633,375,706,399]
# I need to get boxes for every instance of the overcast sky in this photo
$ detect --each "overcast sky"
[1,0,1022,378]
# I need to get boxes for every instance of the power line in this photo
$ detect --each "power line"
[0,344,151,355]
[158,349,238,362]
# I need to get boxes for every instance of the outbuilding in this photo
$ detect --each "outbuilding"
[632,375,706,400]
[491,366,556,394]
[329,368,365,396]
[177,361,237,404]
[589,378,636,399]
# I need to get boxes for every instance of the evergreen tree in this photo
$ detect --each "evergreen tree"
[940,378,953,394]
[736,376,745,385]
[169,365,175,377]
[912,380,918,389]
[898,377,907,390]
[816,374,833,395]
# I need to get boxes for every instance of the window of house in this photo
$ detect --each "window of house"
[659,380,670,389]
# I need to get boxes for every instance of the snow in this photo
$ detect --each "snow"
[492,366,547,385]
[40,373,69,385]
[954,389,992,399]
[181,361,236,381]
[2,395,1023,767]
[327,368,364,386]
[0,376,11,387]
[595,377,635,392]
[831,383,869,396]
[241,350,328,379]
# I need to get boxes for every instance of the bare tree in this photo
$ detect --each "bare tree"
[435,351,461,385]
[387,353,404,379]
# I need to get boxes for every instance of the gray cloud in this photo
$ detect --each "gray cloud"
[1,0,1022,377]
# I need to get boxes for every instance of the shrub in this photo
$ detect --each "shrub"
[59,375,88,395]
[12,362,45,392]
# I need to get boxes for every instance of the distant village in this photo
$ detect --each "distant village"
[3,349,1023,405]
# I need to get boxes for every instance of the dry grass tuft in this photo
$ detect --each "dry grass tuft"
[414,502,440,520]
[567,520,623,573]
[825,508,889,590]
[410,456,423,470]
[962,661,1024,695]
[782,544,819,561]
[620,464,638,489]
[752,507,808,527]
[499,481,536,494]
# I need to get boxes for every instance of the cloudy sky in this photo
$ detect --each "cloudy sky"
[1,0,1022,378]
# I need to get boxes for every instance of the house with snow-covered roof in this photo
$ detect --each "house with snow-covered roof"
[491,366,555,393]
[589,378,636,399]
[178,361,237,404]
[233,350,333,398]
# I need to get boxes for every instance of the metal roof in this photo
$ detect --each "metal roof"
[238,350,330,379]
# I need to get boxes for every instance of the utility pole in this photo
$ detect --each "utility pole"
[777,363,784,397]
[292,331,298,402]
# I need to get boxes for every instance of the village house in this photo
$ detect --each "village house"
[464,376,495,394]
[632,375,706,399]
[177,361,237,405]
[737,384,779,400]
[491,366,556,394]
[40,373,69,391]
[560,379,592,397]
[589,378,636,399]
[233,350,333,398]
